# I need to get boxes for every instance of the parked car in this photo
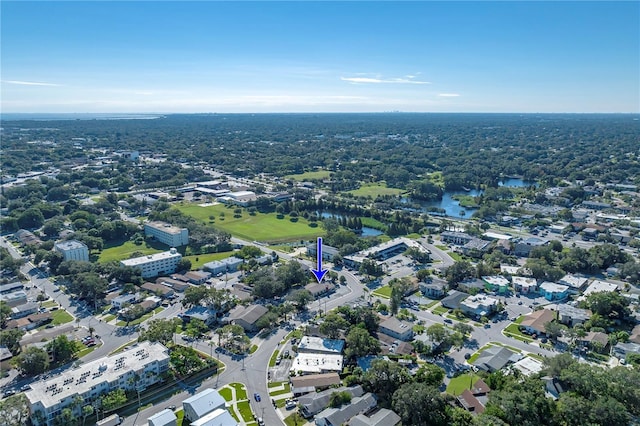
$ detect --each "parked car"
[254,393,261,402]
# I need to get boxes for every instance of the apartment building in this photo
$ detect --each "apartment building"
[54,240,90,262]
[144,221,189,247]
[120,248,182,278]
[26,341,170,426]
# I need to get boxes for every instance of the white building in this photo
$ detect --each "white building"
[291,353,344,375]
[183,388,226,422]
[54,240,89,262]
[582,280,619,298]
[148,409,177,426]
[25,341,170,426]
[120,248,182,278]
[460,295,499,318]
[144,221,189,247]
[190,409,237,426]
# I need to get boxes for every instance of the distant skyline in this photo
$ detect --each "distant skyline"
[1,1,638,113]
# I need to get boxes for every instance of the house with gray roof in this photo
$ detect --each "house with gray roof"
[148,409,177,426]
[349,408,401,426]
[378,317,413,341]
[183,388,226,422]
[299,385,364,419]
[224,304,268,332]
[314,393,377,426]
[473,346,522,372]
[441,290,469,310]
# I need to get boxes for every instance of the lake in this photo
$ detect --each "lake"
[318,212,384,237]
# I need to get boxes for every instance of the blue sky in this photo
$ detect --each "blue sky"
[1,1,638,113]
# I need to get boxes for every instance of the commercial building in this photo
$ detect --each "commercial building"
[25,341,170,426]
[120,248,182,278]
[290,372,341,396]
[306,243,340,261]
[582,280,619,298]
[291,353,343,375]
[54,240,90,262]
[460,295,499,318]
[440,231,475,245]
[511,276,538,294]
[0,290,28,307]
[144,221,189,247]
[203,257,244,275]
[297,336,345,355]
[343,237,429,268]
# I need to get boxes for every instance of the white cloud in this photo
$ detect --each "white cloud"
[2,80,61,87]
[341,75,430,85]
[438,93,460,97]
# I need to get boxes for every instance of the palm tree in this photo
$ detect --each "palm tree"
[88,327,95,338]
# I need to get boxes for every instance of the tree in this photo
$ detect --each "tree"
[363,359,412,407]
[319,312,350,339]
[328,391,352,408]
[0,301,11,328]
[453,322,473,336]
[0,328,25,355]
[138,318,181,345]
[445,260,476,285]
[13,346,49,375]
[176,257,192,272]
[543,353,576,377]
[286,289,314,311]
[544,321,565,341]
[486,377,555,426]
[100,388,127,412]
[216,324,250,355]
[0,393,30,426]
[345,327,381,360]
[585,291,630,321]
[392,382,449,426]
[237,245,262,259]
[47,335,79,364]
[414,363,445,386]
[185,318,209,338]
[426,323,449,347]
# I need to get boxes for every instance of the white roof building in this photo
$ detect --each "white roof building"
[558,274,589,290]
[148,409,177,426]
[291,353,343,375]
[297,336,345,354]
[120,248,182,278]
[54,240,90,262]
[144,221,189,247]
[26,341,170,426]
[582,280,619,297]
[190,408,237,426]
[183,388,226,422]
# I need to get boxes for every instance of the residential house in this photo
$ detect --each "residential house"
[306,282,336,299]
[558,274,589,292]
[538,282,569,301]
[0,281,23,294]
[458,279,486,294]
[441,290,470,310]
[15,229,42,246]
[473,346,522,372]
[456,379,491,415]
[0,290,28,307]
[225,304,268,332]
[519,309,557,335]
[582,280,618,298]
[314,393,377,426]
[349,408,401,426]
[378,317,414,341]
[156,277,190,292]
[190,409,237,426]
[111,293,140,309]
[613,342,640,361]
[140,282,175,298]
[514,237,548,257]
[460,295,499,318]
[183,306,217,326]
[543,376,565,400]
[10,302,39,319]
[511,276,538,294]
[481,276,510,294]
[551,304,592,327]
[290,372,341,396]
[148,409,177,426]
[461,238,491,257]
[512,356,544,377]
[299,386,365,419]
[183,388,226,423]
[630,324,640,344]
[578,331,610,353]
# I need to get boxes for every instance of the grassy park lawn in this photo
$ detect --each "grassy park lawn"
[51,309,74,325]
[185,251,235,269]
[176,203,323,243]
[98,239,166,263]
[347,182,405,198]
[285,170,332,181]
[372,286,393,299]
[447,373,483,396]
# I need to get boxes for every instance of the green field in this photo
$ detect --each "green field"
[451,194,479,208]
[446,373,483,396]
[51,309,74,325]
[176,203,324,243]
[285,170,332,181]
[372,286,393,299]
[347,182,405,198]
[185,251,235,269]
[360,216,387,231]
[432,304,449,315]
[98,239,166,263]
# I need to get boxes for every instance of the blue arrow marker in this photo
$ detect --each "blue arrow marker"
[311,237,328,283]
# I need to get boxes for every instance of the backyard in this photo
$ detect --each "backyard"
[446,373,483,396]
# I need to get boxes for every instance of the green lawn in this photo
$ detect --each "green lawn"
[347,182,405,198]
[51,309,74,325]
[372,286,392,299]
[75,342,102,358]
[268,381,287,389]
[449,251,463,262]
[176,202,324,243]
[230,382,247,401]
[284,413,306,426]
[116,310,155,326]
[176,410,184,426]
[102,314,116,322]
[515,315,524,324]
[41,300,58,308]
[360,216,387,231]
[97,239,166,263]
[236,401,254,423]
[185,251,235,269]
[269,350,280,367]
[446,373,483,396]
[219,387,233,401]
[421,300,439,309]
[435,245,448,250]
[285,170,332,181]
[432,304,449,315]
[503,323,534,343]
[268,383,291,396]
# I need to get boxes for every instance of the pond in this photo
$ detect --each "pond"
[318,211,384,237]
